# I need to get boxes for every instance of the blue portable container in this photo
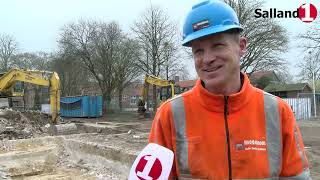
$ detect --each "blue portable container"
[89,95,103,117]
[60,95,103,118]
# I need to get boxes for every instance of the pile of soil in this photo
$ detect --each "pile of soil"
[0,109,52,140]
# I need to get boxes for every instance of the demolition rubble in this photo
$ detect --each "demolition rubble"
[0,109,51,140]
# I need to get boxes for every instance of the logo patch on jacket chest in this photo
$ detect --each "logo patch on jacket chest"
[235,139,267,151]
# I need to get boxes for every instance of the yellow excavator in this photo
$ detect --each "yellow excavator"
[0,68,60,123]
[138,74,175,117]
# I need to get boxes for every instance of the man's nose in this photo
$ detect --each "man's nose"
[203,50,216,64]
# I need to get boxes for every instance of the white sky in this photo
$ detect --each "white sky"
[0,0,319,80]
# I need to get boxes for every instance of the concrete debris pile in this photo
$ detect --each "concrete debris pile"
[0,108,51,140]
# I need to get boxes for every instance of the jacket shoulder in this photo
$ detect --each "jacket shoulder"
[159,89,193,109]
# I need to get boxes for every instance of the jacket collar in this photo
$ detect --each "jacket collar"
[192,73,255,113]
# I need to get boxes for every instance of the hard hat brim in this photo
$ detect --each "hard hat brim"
[182,25,243,47]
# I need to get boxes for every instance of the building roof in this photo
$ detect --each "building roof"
[264,83,312,92]
[123,83,143,96]
[249,71,279,81]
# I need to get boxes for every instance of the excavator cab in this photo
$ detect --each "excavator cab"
[12,82,24,96]
[138,75,176,118]
[158,81,176,104]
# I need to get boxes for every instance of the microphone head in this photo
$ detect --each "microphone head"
[128,143,174,180]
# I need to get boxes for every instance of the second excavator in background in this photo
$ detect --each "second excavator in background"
[138,74,176,117]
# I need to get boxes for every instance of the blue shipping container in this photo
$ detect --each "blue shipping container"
[60,95,103,118]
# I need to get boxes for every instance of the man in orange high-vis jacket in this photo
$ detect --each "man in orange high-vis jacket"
[148,0,311,179]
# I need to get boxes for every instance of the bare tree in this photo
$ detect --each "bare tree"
[12,52,52,70]
[298,21,320,87]
[58,20,111,111]
[275,70,294,84]
[34,52,53,70]
[114,38,141,110]
[225,0,289,73]
[0,34,18,72]
[51,51,88,96]
[59,19,141,112]
[161,42,189,80]
[299,21,320,51]
[297,51,320,82]
[11,52,35,69]
[132,5,181,111]
[297,50,320,92]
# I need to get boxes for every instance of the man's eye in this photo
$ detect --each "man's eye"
[214,43,225,47]
[193,49,203,54]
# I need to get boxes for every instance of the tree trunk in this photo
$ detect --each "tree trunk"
[152,84,157,114]
[118,89,123,111]
[102,92,112,113]
[4,58,8,72]
[146,83,150,112]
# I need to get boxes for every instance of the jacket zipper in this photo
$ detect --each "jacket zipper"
[224,96,232,180]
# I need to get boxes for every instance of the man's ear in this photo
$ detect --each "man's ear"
[239,37,247,57]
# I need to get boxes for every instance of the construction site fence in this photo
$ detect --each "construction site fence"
[107,95,320,121]
[108,96,155,112]
[283,93,320,121]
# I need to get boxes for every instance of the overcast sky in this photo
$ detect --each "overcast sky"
[0,0,319,80]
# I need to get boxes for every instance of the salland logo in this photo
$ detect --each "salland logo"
[298,3,318,23]
[135,155,162,180]
[254,3,318,23]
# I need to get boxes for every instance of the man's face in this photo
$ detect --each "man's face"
[191,32,247,93]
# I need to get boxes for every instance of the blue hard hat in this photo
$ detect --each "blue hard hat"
[182,0,243,47]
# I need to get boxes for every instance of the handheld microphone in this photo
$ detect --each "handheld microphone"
[128,143,174,180]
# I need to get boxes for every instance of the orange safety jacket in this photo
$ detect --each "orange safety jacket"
[149,73,310,180]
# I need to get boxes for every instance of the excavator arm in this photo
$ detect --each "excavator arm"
[144,75,175,97]
[49,72,60,124]
[0,68,60,123]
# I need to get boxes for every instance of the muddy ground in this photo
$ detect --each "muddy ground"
[0,110,319,179]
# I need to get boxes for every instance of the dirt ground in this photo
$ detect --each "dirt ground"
[0,111,152,179]
[0,110,319,179]
[298,120,320,179]
[69,113,320,179]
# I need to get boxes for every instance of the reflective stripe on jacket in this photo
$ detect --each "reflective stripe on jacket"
[148,73,310,180]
